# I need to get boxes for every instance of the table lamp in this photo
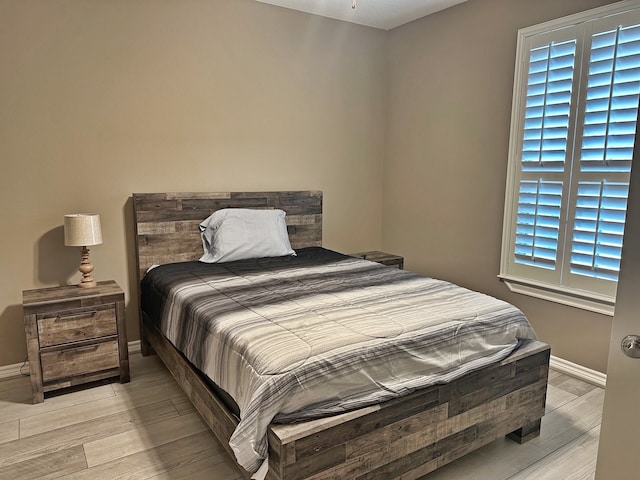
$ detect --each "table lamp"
[64,213,103,288]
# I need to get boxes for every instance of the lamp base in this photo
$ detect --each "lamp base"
[77,246,97,288]
[78,279,97,288]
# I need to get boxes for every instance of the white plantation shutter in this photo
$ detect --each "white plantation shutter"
[568,24,640,284]
[515,180,563,269]
[579,25,640,173]
[514,39,576,272]
[501,3,640,312]
[570,181,629,280]
[521,41,576,172]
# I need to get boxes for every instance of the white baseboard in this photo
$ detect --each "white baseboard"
[550,354,607,388]
[0,343,606,389]
[0,359,29,379]
[128,340,141,355]
[0,340,142,380]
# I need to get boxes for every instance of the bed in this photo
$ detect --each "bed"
[133,191,550,480]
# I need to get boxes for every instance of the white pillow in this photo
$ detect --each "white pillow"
[199,208,295,263]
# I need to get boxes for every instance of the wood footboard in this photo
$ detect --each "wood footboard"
[143,316,549,480]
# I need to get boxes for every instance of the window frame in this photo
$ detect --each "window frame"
[500,0,640,316]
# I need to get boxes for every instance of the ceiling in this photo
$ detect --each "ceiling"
[255,0,469,30]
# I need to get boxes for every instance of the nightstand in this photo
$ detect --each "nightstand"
[350,250,404,269]
[22,280,130,404]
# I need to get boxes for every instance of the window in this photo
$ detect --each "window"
[500,1,640,315]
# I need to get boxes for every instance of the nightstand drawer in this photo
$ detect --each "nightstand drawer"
[40,339,120,383]
[37,305,117,348]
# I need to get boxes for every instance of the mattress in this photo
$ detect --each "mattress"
[140,247,536,479]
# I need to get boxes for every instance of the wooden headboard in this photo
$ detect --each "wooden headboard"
[133,191,323,280]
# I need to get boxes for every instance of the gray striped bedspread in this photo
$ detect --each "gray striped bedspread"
[140,247,536,479]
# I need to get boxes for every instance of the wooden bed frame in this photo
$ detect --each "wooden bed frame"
[133,191,550,480]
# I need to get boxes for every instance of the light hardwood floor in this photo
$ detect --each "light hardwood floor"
[0,354,604,480]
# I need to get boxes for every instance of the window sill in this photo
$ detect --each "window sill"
[498,274,615,316]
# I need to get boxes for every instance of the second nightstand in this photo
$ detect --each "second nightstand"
[22,280,130,404]
[350,250,404,269]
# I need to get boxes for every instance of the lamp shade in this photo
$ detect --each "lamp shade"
[64,213,103,247]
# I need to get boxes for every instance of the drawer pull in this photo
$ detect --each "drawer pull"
[60,344,100,355]
[56,311,98,321]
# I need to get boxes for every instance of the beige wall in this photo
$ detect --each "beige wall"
[0,0,387,366]
[0,0,625,373]
[383,0,620,373]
